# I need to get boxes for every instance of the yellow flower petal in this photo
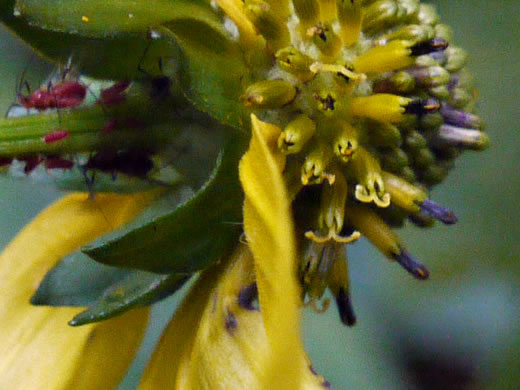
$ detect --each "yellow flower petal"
[0,192,155,390]
[239,114,307,389]
[138,262,221,389]
[139,245,326,390]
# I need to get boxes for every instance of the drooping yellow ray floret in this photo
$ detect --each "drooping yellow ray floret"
[239,115,306,389]
[0,193,155,390]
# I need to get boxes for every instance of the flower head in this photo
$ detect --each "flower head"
[0,0,488,388]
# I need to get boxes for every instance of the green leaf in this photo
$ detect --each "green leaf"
[159,20,251,130]
[14,0,217,37]
[83,137,246,273]
[1,0,177,79]
[69,271,190,326]
[30,251,132,307]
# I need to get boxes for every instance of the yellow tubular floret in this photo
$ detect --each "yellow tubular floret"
[319,0,338,21]
[351,93,411,123]
[292,0,321,30]
[336,0,363,47]
[348,147,391,208]
[301,142,335,185]
[215,0,259,46]
[327,246,356,326]
[265,0,291,20]
[308,23,342,59]
[241,80,296,109]
[244,0,290,51]
[382,171,426,213]
[354,40,415,74]
[346,203,401,259]
[276,47,315,82]
[333,121,359,163]
[278,114,317,154]
[310,168,361,243]
[0,193,155,390]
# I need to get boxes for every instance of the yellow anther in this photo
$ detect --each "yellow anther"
[349,147,391,208]
[351,94,411,123]
[278,114,316,154]
[81,15,89,23]
[354,40,415,74]
[336,0,363,47]
[241,80,296,108]
[309,62,366,82]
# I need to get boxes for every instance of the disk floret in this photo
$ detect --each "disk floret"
[222,0,487,324]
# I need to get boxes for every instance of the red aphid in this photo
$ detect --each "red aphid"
[99,81,131,106]
[19,81,86,111]
[43,130,70,144]
[44,157,74,170]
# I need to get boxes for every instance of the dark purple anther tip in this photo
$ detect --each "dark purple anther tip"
[336,287,356,327]
[410,38,449,57]
[322,379,332,388]
[405,98,440,116]
[394,250,430,280]
[419,199,458,225]
[440,104,482,129]
[238,283,259,311]
[225,309,237,334]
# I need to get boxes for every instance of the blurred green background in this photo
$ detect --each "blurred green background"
[0,0,518,388]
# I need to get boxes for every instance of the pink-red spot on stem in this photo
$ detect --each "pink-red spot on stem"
[43,130,70,144]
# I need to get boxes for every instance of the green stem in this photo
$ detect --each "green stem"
[0,92,178,158]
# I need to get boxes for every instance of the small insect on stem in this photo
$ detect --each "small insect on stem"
[21,81,86,111]
[44,156,74,170]
[43,130,70,144]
